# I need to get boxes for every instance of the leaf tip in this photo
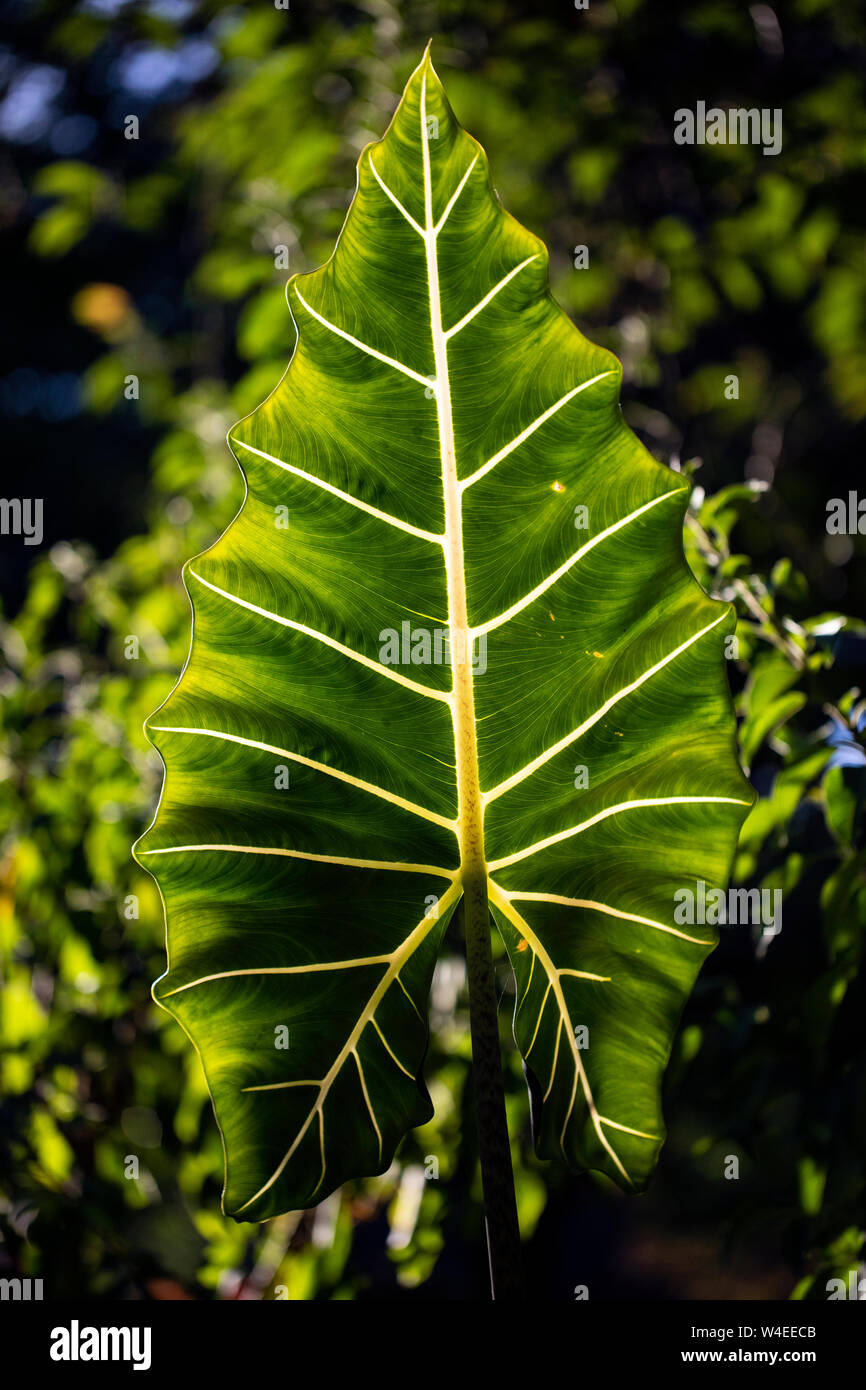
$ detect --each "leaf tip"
[420,37,440,80]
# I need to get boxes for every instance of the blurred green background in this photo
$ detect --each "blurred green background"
[1,0,865,1300]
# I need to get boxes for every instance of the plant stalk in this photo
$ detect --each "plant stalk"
[417,58,523,1300]
[462,877,524,1300]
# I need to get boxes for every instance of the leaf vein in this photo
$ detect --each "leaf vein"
[188,569,453,705]
[149,724,456,831]
[295,287,430,386]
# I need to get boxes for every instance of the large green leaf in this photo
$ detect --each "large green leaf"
[135,48,753,1220]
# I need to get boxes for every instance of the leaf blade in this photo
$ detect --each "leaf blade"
[136,48,753,1216]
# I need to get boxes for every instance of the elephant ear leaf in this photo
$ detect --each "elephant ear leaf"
[135,46,753,1220]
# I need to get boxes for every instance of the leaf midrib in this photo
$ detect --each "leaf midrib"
[420,68,487,900]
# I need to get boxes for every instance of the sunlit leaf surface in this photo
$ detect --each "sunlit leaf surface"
[137,49,752,1220]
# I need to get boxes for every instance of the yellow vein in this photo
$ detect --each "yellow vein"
[236,880,462,1213]
[460,372,616,491]
[371,1017,413,1078]
[473,491,685,636]
[188,569,452,705]
[600,1117,660,1139]
[148,725,456,832]
[504,891,710,945]
[544,1019,563,1101]
[488,796,752,872]
[139,844,456,878]
[560,968,612,981]
[242,1080,320,1093]
[395,972,423,1021]
[524,982,550,1059]
[444,256,538,340]
[367,154,425,236]
[295,287,431,386]
[231,437,443,545]
[434,155,479,234]
[489,881,640,1179]
[161,956,392,999]
[353,1049,383,1162]
[312,1111,326,1198]
[515,950,536,1019]
[483,612,730,804]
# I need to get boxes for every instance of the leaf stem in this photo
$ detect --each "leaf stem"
[418,59,522,1299]
[462,879,525,1300]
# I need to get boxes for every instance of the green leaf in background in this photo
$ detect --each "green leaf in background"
[135,47,753,1220]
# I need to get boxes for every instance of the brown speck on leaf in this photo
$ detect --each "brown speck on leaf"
[552,481,565,492]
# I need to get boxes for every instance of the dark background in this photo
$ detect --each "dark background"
[0,0,864,1301]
